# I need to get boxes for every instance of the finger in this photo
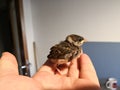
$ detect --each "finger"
[68,55,80,78]
[79,54,99,84]
[39,60,55,74]
[32,60,55,79]
[0,52,19,76]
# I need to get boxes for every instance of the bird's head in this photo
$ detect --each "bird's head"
[66,34,86,47]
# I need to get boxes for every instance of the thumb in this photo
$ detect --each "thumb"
[0,52,19,76]
[79,54,99,85]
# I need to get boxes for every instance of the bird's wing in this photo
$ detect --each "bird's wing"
[48,41,73,59]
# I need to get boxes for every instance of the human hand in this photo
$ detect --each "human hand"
[34,53,101,90]
[0,52,101,90]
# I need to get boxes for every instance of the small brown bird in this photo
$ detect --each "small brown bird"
[47,34,86,73]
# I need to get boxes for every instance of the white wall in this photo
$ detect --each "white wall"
[26,0,120,68]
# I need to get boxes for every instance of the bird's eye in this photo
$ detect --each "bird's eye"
[79,39,82,41]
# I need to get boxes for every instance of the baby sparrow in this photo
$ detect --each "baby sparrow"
[47,34,86,73]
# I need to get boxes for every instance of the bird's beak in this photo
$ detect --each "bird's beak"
[83,38,87,42]
[81,38,87,44]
